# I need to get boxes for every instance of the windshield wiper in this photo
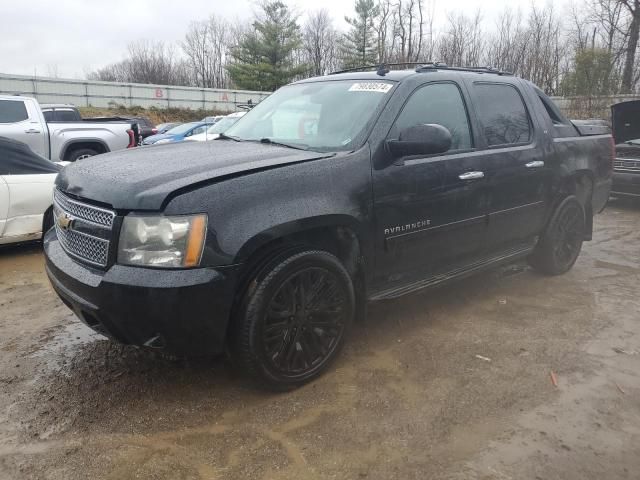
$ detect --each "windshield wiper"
[218,132,242,142]
[259,138,309,151]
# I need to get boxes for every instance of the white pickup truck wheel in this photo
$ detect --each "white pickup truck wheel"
[68,148,99,161]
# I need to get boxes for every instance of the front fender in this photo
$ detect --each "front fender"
[233,214,368,263]
[163,148,374,267]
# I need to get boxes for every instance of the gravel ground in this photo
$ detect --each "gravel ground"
[1,198,639,480]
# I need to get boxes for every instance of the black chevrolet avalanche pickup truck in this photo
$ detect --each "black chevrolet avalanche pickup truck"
[44,66,613,389]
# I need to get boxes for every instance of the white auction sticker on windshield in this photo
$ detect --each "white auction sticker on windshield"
[348,82,393,93]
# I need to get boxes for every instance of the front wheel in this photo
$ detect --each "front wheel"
[528,196,586,275]
[67,148,99,161]
[232,250,355,390]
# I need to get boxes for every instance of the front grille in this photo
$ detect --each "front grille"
[616,149,640,159]
[614,158,640,172]
[56,227,110,266]
[53,190,115,267]
[53,190,115,227]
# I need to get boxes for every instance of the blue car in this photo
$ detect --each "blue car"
[142,122,209,145]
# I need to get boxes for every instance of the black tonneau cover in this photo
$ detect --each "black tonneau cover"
[571,119,611,136]
[0,136,61,175]
[611,100,640,144]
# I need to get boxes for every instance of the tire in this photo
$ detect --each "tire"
[528,195,586,276]
[231,250,355,390]
[67,148,99,161]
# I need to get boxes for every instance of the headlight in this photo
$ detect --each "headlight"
[118,214,207,268]
[154,139,172,144]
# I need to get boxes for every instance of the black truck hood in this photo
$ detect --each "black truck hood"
[57,140,331,210]
[611,100,640,144]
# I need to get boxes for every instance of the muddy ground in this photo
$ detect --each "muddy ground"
[0,199,639,480]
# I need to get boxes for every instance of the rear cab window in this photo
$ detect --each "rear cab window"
[473,83,532,147]
[0,100,29,123]
[533,87,579,137]
[55,109,80,122]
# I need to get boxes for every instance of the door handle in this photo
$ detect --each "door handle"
[459,171,484,180]
[24,128,41,134]
[525,160,545,168]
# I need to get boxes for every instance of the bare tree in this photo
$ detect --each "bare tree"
[46,64,60,78]
[518,4,566,93]
[392,0,426,62]
[126,40,187,85]
[182,15,231,88]
[375,0,394,62]
[88,40,190,85]
[486,8,529,73]
[302,9,339,75]
[437,10,484,67]
[620,0,640,92]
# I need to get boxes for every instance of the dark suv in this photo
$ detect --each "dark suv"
[44,66,613,389]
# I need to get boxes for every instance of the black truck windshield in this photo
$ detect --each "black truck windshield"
[224,80,395,151]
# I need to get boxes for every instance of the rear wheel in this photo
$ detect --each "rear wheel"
[528,196,585,275]
[232,250,355,390]
[67,148,99,161]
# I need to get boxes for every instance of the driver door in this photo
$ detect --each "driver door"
[372,81,490,288]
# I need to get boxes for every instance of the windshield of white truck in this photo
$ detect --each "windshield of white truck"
[224,80,395,152]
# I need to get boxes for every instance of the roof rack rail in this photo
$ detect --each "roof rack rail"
[328,62,513,76]
[329,62,426,76]
[415,63,513,76]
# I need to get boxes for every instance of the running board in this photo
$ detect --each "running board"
[369,244,534,301]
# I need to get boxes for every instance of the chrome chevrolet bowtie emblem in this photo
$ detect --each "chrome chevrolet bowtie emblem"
[57,212,74,231]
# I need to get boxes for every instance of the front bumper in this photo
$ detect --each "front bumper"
[612,170,640,197]
[44,229,240,355]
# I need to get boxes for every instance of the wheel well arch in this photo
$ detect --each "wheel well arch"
[228,219,369,340]
[61,140,109,160]
[556,170,594,239]
[234,217,367,294]
[234,216,366,277]
[561,170,593,204]
[42,205,54,234]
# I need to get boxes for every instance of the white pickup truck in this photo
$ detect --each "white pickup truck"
[0,95,139,162]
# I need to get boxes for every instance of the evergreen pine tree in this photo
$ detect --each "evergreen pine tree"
[341,0,379,69]
[228,1,307,91]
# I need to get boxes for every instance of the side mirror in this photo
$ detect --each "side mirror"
[386,124,452,158]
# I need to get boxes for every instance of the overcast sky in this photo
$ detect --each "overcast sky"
[1,0,559,79]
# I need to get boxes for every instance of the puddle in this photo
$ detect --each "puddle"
[30,321,103,375]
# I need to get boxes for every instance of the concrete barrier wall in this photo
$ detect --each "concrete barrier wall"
[0,73,271,112]
[3,72,638,118]
[550,95,640,120]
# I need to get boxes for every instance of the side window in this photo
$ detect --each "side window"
[42,110,54,122]
[191,126,205,136]
[391,82,473,152]
[473,83,531,146]
[0,100,29,123]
